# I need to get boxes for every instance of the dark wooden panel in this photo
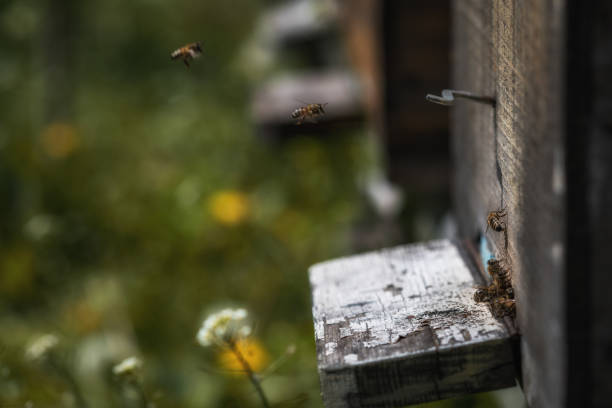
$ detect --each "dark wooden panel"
[382,1,450,191]
[566,1,612,406]
[588,0,612,400]
[452,1,565,407]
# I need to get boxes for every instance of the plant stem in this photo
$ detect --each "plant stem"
[132,379,149,408]
[228,341,270,408]
[48,355,89,408]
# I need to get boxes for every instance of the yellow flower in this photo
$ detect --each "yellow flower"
[218,338,269,374]
[40,122,80,159]
[207,190,249,225]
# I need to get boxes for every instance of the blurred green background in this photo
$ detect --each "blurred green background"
[0,0,521,407]
[0,0,368,406]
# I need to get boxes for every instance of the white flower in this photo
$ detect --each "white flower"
[25,334,59,361]
[113,356,142,376]
[196,308,251,347]
[238,325,252,337]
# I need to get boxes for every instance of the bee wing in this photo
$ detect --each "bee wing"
[188,48,202,58]
[188,42,203,52]
[171,49,181,59]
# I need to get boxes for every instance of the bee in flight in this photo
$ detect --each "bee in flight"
[291,103,328,125]
[171,42,203,68]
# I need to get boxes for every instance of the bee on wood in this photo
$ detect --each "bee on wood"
[473,285,496,303]
[492,298,516,318]
[291,103,327,125]
[487,259,512,291]
[486,208,507,232]
[171,42,203,67]
[486,258,502,280]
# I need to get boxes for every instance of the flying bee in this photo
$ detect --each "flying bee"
[171,42,203,67]
[486,208,507,232]
[474,284,496,303]
[291,103,328,125]
[492,298,516,318]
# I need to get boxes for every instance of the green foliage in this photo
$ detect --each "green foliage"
[0,1,514,407]
[0,0,366,406]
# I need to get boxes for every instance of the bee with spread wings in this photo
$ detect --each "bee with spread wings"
[171,42,203,68]
[291,103,328,125]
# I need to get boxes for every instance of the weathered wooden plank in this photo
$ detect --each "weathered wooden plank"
[310,239,516,407]
[451,1,565,407]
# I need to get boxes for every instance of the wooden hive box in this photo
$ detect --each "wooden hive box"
[309,1,612,407]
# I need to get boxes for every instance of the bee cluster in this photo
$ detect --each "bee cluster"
[474,208,516,318]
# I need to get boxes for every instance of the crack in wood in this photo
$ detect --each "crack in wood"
[383,284,403,296]
[310,240,517,407]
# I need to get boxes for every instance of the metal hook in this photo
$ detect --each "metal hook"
[426,89,495,106]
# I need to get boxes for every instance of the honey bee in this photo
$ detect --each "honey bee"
[492,298,516,318]
[291,103,328,125]
[486,258,502,280]
[486,208,507,232]
[487,259,512,291]
[171,42,203,67]
[473,285,496,303]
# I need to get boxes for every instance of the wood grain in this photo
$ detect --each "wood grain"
[309,239,516,407]
[451,1,565,407]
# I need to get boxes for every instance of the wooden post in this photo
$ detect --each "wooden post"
[451,2,565,404]
[452,1,612,406]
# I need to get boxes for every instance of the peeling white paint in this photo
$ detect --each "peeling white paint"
[310,239,510,368]
[344,354,358,364]
[325,342,337,356]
